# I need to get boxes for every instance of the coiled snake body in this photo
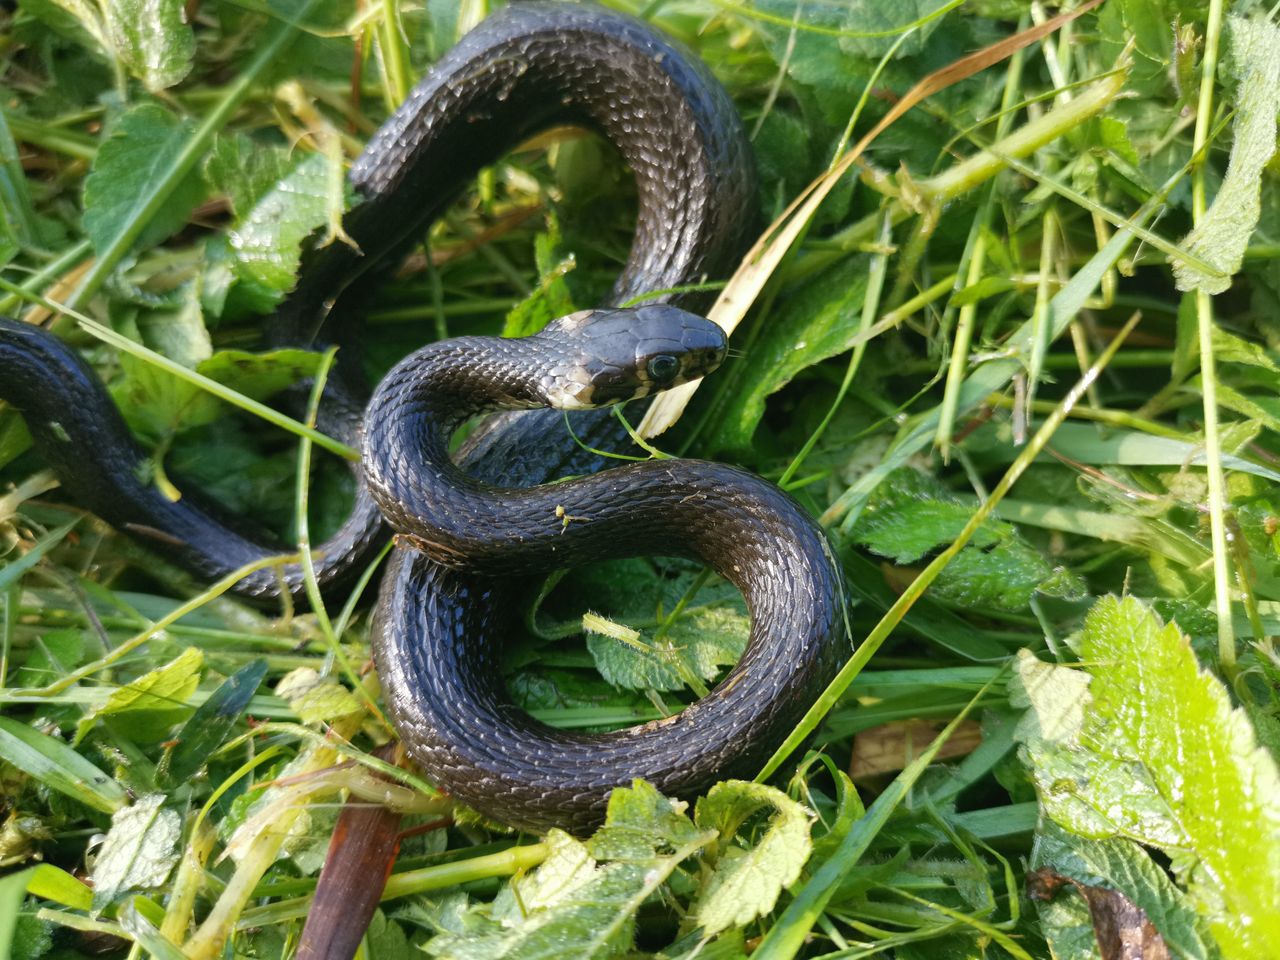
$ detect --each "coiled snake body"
[0,2,848,833]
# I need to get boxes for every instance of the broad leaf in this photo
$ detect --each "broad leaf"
[692,781,813,936]
[83,647,203,743]
[90,794,181,911]
[104,0,194,91]
[82,103,207,258]
[275,667,363,725]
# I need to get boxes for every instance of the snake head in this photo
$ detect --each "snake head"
[537,304,727,409]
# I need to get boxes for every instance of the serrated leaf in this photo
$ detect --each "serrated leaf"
[275,667,363,725]
[86,647,203,743]
[707,255,869,454]
[205,135,292,218]
[0,715,127,814]
[853,469,1082,610]
[503,221,578,338]
[103,0,194,90]
[1173,17,1280,294]
[1011,650,1187,847]
[836,0,953,59]
[163,659,268,784]
[585,605,748,694]
[82,103,207,258]
[692,781,813,936]
[1032,819,1223,960]
[1080,597,1280,959]
[89,794,181,911]
[427,783,715,960]
[228,151,344,309]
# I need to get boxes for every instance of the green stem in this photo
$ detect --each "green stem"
[1190,0,1234,671]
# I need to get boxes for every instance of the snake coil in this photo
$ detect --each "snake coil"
[0,2,848,833]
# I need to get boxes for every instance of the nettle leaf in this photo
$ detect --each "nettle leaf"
[853,469,1084,610]
[275,667,363,725]
[707,254,869,454]
[427,783,715,960]
[1173,16,1280,294]
[83,646,202,743]
[1012,650,1187,848]
[89,794,181,912]
[82,103,207,258]
[1032,819,1223,960]
[104,0,194,91]
[1080,597,1280,959]
[585,604,748,694]
[691,781,814,936]
[836,0,953,59]
[228,151,349,310]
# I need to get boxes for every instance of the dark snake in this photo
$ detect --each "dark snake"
[0,1,847,833]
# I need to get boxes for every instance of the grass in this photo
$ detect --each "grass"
[2,0,1279,958]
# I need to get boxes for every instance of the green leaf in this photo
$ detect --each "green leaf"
[84,647,203,743]
[103,0,195,91]
[205,135,292,219]
[1173,16,1280,294]
[851,469,1083,610]
[707,255,869,454]
[1032,819,1223,960]
[836,0,955,59]
[692,781,813,936]
[163,659,267,785]
[0,715,126,814]
[228,151,345,309]
[90,794,181,911]
[1011,649,1186,847]
[1080,597,1280,959]
[82,103,207,258]
[117,896,189,960]
[503,220,579,338]
[427,782,715,960]
[274,667,363,725]
[585,605,748,694]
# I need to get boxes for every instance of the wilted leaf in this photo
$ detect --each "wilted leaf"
[90,794,181,911]
[1173,17,1280,293]
[82,104,207,258]
[692,781,813,936]
[275,667,363,725]
[103,0,194,90]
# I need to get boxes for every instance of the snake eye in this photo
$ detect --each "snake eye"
[646,354,680,383]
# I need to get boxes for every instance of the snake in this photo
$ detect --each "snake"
[0,1,848,833]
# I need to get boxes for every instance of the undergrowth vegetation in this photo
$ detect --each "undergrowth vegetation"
[1,0,1279,957]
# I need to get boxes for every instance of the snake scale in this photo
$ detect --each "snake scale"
[0,1,847,834]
